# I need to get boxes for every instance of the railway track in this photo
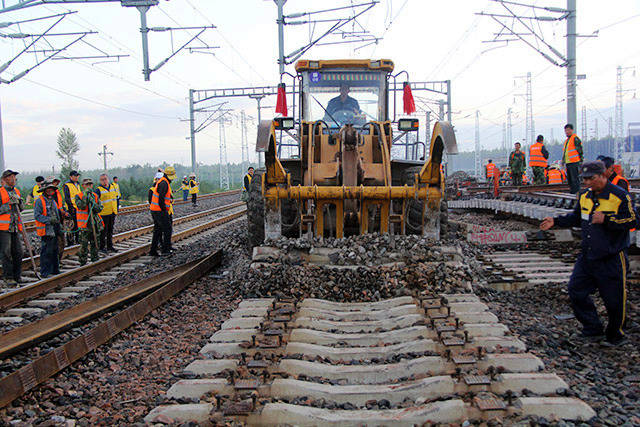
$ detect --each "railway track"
[0,202,246,324]
[20,189,240,233]
[0,207,247,407]
[143,245,596,425]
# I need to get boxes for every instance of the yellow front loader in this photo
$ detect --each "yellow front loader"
[247,59,457,246]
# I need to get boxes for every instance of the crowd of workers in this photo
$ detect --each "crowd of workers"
[0,167,203,285]
[485,124,592,196]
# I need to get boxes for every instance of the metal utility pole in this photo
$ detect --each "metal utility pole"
[502,123,507,153]
[241,110,249,172]
[474,110,481,179]
[98,144,114,172]
[614,65,636,160]
[275,0,286,76]
[189,89,196,172]
[594,118,598,140]
[507,108,513,151]
[581,106,587,140]
[479,0,582,128]
[218,117,230,191]
[138,5,151,81]
[0,98,5,172]
[424,111,431,158]
[525,72,533,146]
[438,100,445,121]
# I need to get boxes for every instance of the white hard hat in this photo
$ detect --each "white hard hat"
[154,172,164,179]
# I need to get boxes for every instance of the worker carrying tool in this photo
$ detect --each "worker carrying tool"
[529,135,549,185]
[96,173,118,253]
[112,176,121,210]
[46,176,68,261]
[485,160,500,198]
[540,161,634,347]
[562,123,584,193]
[180,176,189,202]
[188,173,199,207]
[63,170,82,244]
[598,156,629,192]
[150,167,176,256]
[75,178,103,265]
[242,167,254,202]
[546,163,566,185]
[26,175,44,205]
[0,170,24,285]
[509,142,527,186]
[34,180,61,278]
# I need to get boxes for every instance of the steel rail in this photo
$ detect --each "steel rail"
[464,178,640,194]
[22,189,240,232]
[8,201,244,275]
[0,206,246,311]
[0,259,202,358]
[0,249,223,409]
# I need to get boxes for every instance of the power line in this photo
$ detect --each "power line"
[22,77,183,120]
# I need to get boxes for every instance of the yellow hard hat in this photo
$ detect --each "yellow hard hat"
[164,166,177,180]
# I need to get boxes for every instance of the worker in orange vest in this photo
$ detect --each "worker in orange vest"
[598,156,629,192]
[546,164,566,184]
[485,159,500,197]
[529,135,549,184]
[0,169,24,285]
[150,166,176,256]
[562,124,584,193]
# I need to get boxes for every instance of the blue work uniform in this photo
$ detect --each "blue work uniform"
[555,182,635,342]
[326,95,360,116]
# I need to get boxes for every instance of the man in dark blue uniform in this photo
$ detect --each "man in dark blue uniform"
[540,161,634,346]
[326,84,360,117]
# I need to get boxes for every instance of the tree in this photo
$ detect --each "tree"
[56,128,80,180]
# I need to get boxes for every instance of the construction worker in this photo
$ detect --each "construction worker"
[150,167,176,256]
[180,176,189,202]
[26,176,44,205]
[112,176,121,210]
[96,173,118,253]
[63,171,82,244]
[47,176,68,261]
[188,173,199,207]
[529,135,549,185]
[546,164,566,185]
[598,156,629,192]
[34,180,61,278]
[541,161,634,347]
[0,170,23,285]
[562,123,584,193]
[485,159,499,198]
[75,178,103,265]
[509,142,527,186]
[242,167,254,202]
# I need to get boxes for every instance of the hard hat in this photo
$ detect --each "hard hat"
[154,172,164,180]
[163,166,177,180]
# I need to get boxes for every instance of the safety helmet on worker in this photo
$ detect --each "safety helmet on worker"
[164,166,177,180]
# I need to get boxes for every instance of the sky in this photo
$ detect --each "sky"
[1,0,639,173]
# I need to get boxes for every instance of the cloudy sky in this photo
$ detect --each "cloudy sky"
[1,0,639,173]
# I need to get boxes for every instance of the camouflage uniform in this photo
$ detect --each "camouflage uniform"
[75,190,103,265]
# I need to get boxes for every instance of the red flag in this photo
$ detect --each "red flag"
[275,83,288,116]
[403,81,416,114]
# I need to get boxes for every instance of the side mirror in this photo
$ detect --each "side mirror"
[398,118,419,132]
[274,117,295,130]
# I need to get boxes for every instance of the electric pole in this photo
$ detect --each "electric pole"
[502,123,507,153]
[475,110,481,179]
[594,118,598,140]
[218,117,230,191]
[275,0,286,76]
[98,144,114,172]
[507,108,513,151]
[581,106,587,141]
[614,65,636,160]
[241,110,249,172]
[566,0,577,128]
[189,89,196,173]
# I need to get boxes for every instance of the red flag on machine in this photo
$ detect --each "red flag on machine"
[275,83,288,116]
[403,81,416,114]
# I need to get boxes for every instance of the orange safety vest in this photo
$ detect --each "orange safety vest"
[34,195,58,237]
[55,190,64,213]
[612,174,629,189]
[522,174,528,184]
[0,187,22,232]
[486,163,499,178]
[150,177,173,212]
[76,192,101,229]
[529,142,548,167]
[563,134,581,164]
[547,169,565,185]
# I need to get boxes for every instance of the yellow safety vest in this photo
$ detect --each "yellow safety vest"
[64,181,81,209]
[97,183,118,215]
[31,184,43,199]
[188,179,199,195]
[180,180,189,191]
[243,173,252,191]
[112,182,121,198]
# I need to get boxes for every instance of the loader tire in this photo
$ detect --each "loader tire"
[247,169,265,248]
[402,166,425,235]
